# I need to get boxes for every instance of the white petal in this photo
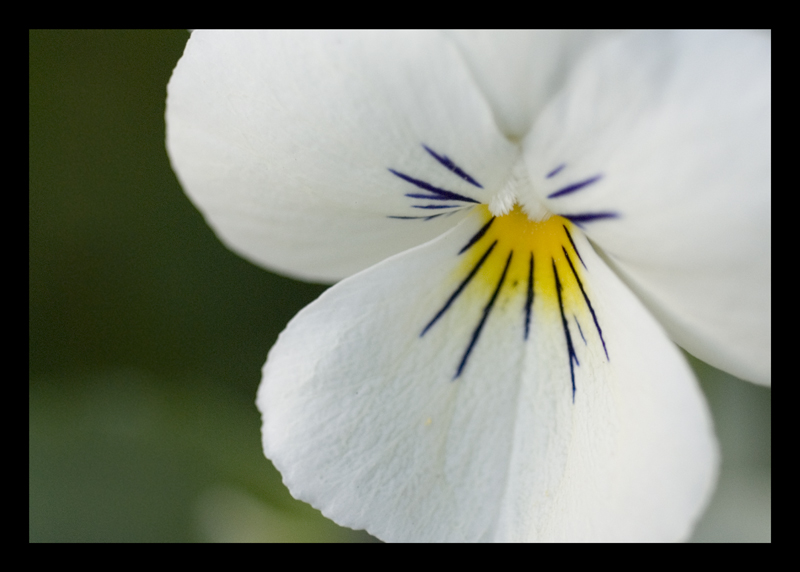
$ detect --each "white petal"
[258,206,717,542]
[166,30,517,282]
[520,30,771,385]
[446,30,619,140]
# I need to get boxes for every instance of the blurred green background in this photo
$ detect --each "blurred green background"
[29,30,770,542]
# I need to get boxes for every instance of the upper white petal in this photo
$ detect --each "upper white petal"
[258,207,717,542]
[166,30,517,282]
[446,30,619,140]
[520,30,771,385]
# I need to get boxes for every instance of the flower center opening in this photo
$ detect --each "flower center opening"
[488,158,552,222]
[457,205,583,310]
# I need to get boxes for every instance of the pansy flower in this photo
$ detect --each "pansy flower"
[166,30,770,542]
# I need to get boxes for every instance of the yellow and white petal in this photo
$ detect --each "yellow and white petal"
[446,30,619,140]
[258,206,717,542]
[520,30,771,385]
[166,30,517,283]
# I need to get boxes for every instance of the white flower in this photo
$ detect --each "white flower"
[166,30,770,542]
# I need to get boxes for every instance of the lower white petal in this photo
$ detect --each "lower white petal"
[258,205,717,542]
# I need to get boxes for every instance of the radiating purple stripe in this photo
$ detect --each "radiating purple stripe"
[524,253,534,340]
[459,217,494,255]
[547,175,602,199]
[562,212,618,226]
[455,250,513,379]
[389,169,480,203]
[553,260,579,402]
[562,246,609,361]
[405,193,466,201]
[387,213,448,220]
[546,164,566,178]
[574,317,586,344]
[423,145,483,188]
[412,204,463,210]
[421,241,497,337]
[563,225,586,269]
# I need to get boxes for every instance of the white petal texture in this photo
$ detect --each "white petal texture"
[518,30,771,384]
[258,207,716,541]
[166,30,770,542]
[446,30,619,140]
[166,30,517,282]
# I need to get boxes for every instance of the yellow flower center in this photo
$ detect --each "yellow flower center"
[457,205,585,313]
